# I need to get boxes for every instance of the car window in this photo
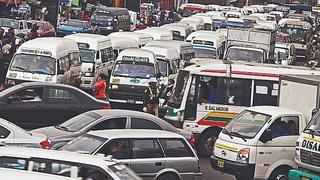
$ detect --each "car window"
[269,116,299,138]
[91,118,127,131]
[0,157,27,170]
[97,139,131,159]
[62,134,107,154]
[159,139,194,157]
[131,118,162,130]
[49,88,78,102]
[132,139,164,159]
[0,126,10,138]
[8,88,43,103]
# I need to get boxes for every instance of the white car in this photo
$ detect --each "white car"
[0,168,78,180]
[0,146,142,180]
[0,118,49,148]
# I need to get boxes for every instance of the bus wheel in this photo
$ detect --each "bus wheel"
[198,130,219,157]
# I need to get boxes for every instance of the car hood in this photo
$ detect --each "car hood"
[30,126,74,138]
[58,25,83,32]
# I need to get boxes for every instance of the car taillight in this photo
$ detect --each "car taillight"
[188,133,195,147]
[40,139,52,149]
[102,105,110,109]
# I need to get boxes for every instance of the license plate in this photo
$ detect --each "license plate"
[217,160,224,168]
[301,176,310,180]
[127,99,136,104]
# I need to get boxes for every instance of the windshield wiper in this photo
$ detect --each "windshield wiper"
[229,131,247,142]
[305,128,315,138]
[222,129,233,140]
[56,125,69,132]
[11,65,33,73]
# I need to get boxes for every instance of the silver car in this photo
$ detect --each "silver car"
[0,118,49,148]
[61,129,202,180]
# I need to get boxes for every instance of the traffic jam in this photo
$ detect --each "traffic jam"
[0,0,320,179]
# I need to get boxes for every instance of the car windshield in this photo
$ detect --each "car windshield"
[304,111,320,136]
[65,20,84,28]
[109,164,141,180]
[194,48,217,58]
[227,48,263,63]
[157,59,169,77]
[61,134,107,154]
[112,61,155,79]
[168,70,189,108]
[279,27,307,44]
[0,19,19,29]
[224,110,271,139]
[58,112,101,132]
[80,49,95,63]
[10,54,56,75]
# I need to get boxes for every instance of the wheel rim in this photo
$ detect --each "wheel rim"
[205,136,217,153]
[275,174,287,180]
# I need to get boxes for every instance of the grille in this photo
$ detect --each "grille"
[109,85,146,101]
[300,149,320,167]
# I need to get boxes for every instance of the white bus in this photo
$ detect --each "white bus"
[135,27,172,40]
[191,34,226,59]
[109,36,139,58]
[108,31,153,47]
[64,33,113,89]
[164,58,320,156]
[161,23,193,41]
[6,37,81,87]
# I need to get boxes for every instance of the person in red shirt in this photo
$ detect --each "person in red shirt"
[93,74,107,100]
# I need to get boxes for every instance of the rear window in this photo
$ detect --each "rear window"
[62,134,107,154]
[159,138,194,157]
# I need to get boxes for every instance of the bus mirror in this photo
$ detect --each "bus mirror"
[259,129,272,143]
[57,69,65,75]
[312,108,319,118]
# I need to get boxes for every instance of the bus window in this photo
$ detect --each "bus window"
[69,52,81,67]
[253,80,278,106]
[100,48,113,63]
[59,56,70,72]
[199,76,251,106]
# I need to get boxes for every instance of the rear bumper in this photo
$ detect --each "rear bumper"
[289,169,320,180]
[210,155,255,179]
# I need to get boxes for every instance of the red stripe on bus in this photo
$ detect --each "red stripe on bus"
[197,117,229,127]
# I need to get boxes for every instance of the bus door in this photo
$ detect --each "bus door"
[184,75,199,120]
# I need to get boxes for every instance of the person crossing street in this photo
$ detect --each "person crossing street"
[143,81,160,117]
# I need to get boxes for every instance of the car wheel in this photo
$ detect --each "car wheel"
[269,167,290,180]
[198,130,219,157]
[157,173,179,180]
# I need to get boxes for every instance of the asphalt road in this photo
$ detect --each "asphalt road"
[200,157,235,180]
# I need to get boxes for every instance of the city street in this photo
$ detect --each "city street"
[200,157,235,180]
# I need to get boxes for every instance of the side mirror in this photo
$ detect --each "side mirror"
[259,129,273,143]
[312,108,319,118]
[57,69,65,75]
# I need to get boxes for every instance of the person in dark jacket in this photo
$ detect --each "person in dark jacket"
[162,78,174,106]
[143,81,160,117]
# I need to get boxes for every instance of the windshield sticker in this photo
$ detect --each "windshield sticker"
[21,48,52,56]
[122,56,149,62]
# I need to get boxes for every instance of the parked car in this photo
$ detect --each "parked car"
[57,19,94,37]
[0,18,30,36]
[0,118,49,148]
[32,109,194,149]
[27,20,55,37]
[0,146,142,180]
[0,82,110,130]
[61,129,202,180]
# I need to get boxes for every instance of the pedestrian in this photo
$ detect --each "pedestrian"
[169,9,174,23]
[162,78,174,106]
[93,73,108,100]
[160,10,166,26]
[143,81,160,117]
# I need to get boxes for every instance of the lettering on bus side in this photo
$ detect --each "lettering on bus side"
[205,105,229,112]
[302,140,320,151]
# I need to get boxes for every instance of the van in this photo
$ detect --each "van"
[6,37,81,87]
[136,27,173,40]
[0,146,141,180]
[64,33,113,89]
[108,49,160,106]
[192,13,214,30]
[161,23,193,41]
[109,36,139,59]
[191,34,226,59]
[180,17,205,31]
[108,31,153,47]
[186,30,222,42]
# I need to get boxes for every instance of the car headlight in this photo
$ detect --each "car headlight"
[111,84,119,90]
[106,26,113,30]
[237,148,250,163]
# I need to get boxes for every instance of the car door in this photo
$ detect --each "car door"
[41,87,83,126]
[0,87,46,129]
[255,116,300,178]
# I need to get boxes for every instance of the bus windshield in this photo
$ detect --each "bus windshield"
[168,70,190,108]
[279,27,307,44]
[194,48,217,58]
[224,110,271,139]
[10,54,56,75]
[112,61,155,79]
[304,111,320,136]
[227,48,263,63]
[80,49,95,63]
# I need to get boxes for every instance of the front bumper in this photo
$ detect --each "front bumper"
[289,169,320,180]
[210,155,255,179]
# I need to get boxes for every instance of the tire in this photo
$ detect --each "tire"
[157,173,179,180]
[269,168,290,180]
[198,130,219,157]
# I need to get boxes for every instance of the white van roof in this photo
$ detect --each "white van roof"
[136,27,172,40]
[108,36,139,50]
[146,40,193,54]
[0,168,78,180]
[186,30,225,42]
[191,34,225,46]
[64,33,111,50]
[116,48,156,63]
[142,45,180,60]
[108,32,153,46]
[17,37,79,59]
